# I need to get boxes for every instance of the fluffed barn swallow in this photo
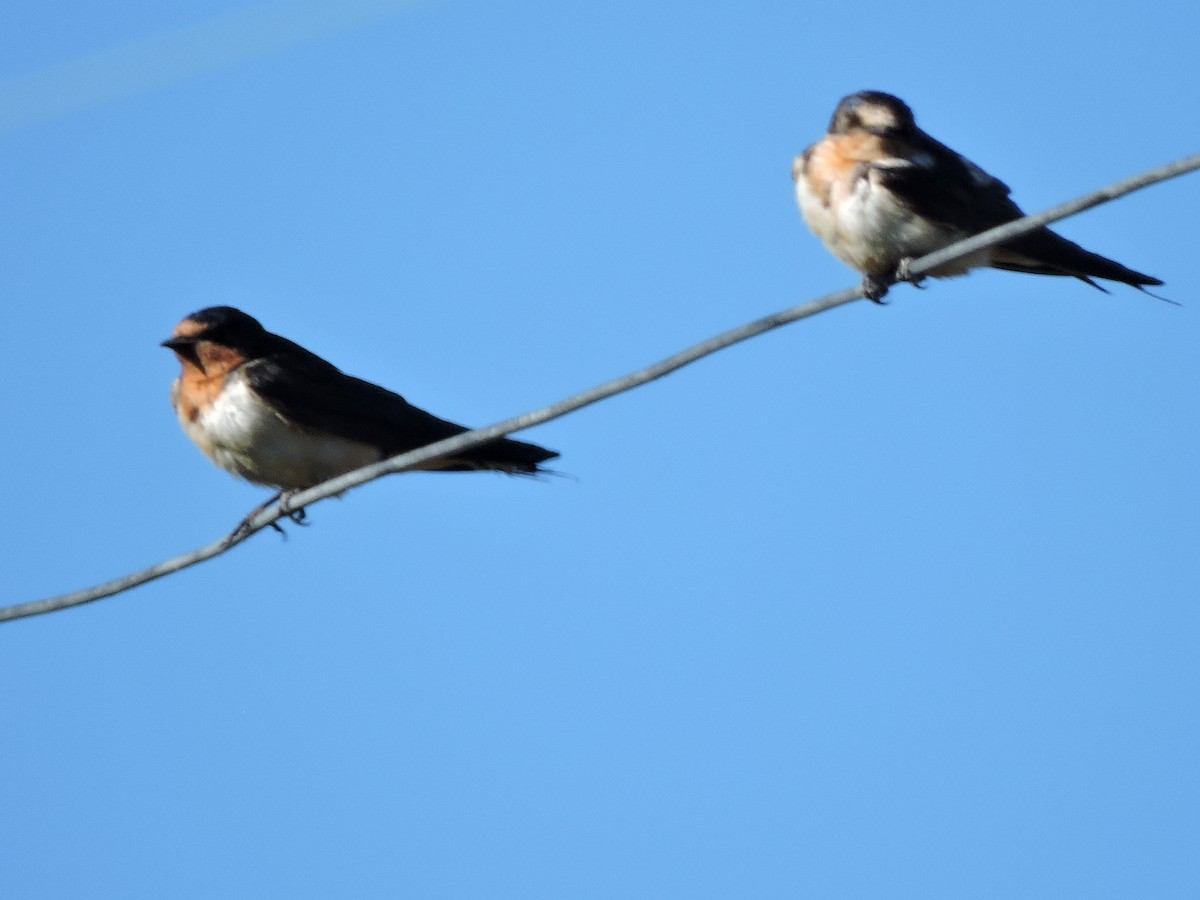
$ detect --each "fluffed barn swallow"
[163,306,558,506]
[793,91,1163,301]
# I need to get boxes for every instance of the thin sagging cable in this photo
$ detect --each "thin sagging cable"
[2,151,1197,624]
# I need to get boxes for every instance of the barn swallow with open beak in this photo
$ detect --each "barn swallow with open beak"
[793,91,1164,302]
[163,306,558,526]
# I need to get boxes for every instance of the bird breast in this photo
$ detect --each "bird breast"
[183,372,382,490]
[796,139,973,276]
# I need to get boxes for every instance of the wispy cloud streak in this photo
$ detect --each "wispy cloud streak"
[0,0,428,132]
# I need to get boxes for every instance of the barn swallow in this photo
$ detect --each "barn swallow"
[793,91,1164,302]
[163,306,558,518]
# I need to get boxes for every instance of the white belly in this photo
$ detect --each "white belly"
[796,163,989,278]
[182,375,382,490]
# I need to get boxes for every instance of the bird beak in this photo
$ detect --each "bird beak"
[162,337,201,366]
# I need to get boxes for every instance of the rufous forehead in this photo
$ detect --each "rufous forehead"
[170,318,209,340]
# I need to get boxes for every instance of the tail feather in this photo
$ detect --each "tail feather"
[993,227,1163,288]
[456,435,559,475]
[416,432,558,475]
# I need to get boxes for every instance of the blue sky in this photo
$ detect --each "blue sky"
[2,1,1198,897]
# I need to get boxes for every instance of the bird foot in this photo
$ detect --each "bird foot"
[268,492,309,538]
[226,491,308,544]
[862,274,892,304]
[894,257,927,290]
[863,260,927,303]
[280,503,309,528]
